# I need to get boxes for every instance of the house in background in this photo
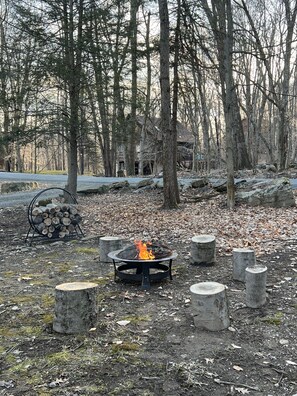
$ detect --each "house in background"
[117,116,195,176]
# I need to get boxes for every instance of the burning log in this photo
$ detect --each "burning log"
[30,202,82,239]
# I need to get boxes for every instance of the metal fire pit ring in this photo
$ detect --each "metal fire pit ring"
[108,249,178,290]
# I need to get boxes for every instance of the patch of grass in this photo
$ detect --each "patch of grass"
[4,271,16,277]
[57,262,73,273]
[110,380,135,395]
[75,247,98,255]
[121,314,151,324]
[81,384,107,393]
[41,294,55,308]
[42,313,54,325]
[19,326,43,336]
[8,358,36,376]
[10,295,37,305]
[0,327,19,337]
[261,312,283,325]
[111,342,140,353]
[47,349,73,364]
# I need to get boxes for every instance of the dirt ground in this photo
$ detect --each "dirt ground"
[0,189,296,396]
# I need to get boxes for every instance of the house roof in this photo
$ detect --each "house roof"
[136,116,194,143]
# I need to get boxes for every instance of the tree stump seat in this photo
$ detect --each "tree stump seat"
[53,282,98,334]
[190,281,230,331]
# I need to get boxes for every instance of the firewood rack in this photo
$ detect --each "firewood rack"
[25,187,84,244]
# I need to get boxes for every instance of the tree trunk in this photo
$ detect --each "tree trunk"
[159,0,179,209]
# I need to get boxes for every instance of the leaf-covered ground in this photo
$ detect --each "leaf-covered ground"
[0,189,296,395]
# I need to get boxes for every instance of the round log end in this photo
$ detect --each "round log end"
[191,234,215,243]
[190,281,225,295]
[246,265,267,274]
[233,247,255,254]
[55,282,98,291]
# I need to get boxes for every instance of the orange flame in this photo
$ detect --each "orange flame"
[134,240,155,260]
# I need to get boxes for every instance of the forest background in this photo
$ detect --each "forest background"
[1,0,297,208]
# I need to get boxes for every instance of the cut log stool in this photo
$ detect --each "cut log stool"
[233,248,256,282]
[245,265,267,308]
[99,236,123,262]
[53,282,98,334]
[190,282,230,331]
[190,235,216,265]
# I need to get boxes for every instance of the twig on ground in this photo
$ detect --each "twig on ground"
[214,378,260,391]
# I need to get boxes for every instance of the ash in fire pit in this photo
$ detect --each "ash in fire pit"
[108,241,177,290]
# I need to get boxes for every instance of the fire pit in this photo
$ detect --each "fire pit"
[108,241,178,290]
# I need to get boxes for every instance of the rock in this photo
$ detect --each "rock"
[1,181,39,193]
[266,164,277,172]
[135,178,154,189]
[191,178,208,188]
[109,180,130,190]
[211,179,227,192]
[236,177,295,208]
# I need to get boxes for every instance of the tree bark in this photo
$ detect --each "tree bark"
[158,0,179,209]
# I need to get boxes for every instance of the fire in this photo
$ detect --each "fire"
[134,240,155,260]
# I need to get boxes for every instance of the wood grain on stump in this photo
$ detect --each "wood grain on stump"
[190,281,230,331]
[232,248,256,282]
[190,235,216,265]
[53,282,98,334]
[99,236,123,262]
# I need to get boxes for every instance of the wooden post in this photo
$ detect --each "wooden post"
[53,282,98,334]
[245,265,267,308]
[190,282,230,331]
[99,236,123,262]
[190,235,216,265]
[232,248,256,282]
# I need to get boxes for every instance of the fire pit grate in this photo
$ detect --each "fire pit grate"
[108,242,178,290]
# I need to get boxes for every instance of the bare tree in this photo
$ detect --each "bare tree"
[158,0,179,209]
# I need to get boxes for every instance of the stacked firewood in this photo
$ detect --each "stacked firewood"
[30,203,82,239]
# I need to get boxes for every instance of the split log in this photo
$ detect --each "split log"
[190,281,230,331]
[53,282,98,334]
[30,202,82,239]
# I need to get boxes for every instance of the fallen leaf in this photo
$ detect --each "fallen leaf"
[116,320,131,326]
[233,365,243,371]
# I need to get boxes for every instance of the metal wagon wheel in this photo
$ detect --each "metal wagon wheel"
[25,187,84,243]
